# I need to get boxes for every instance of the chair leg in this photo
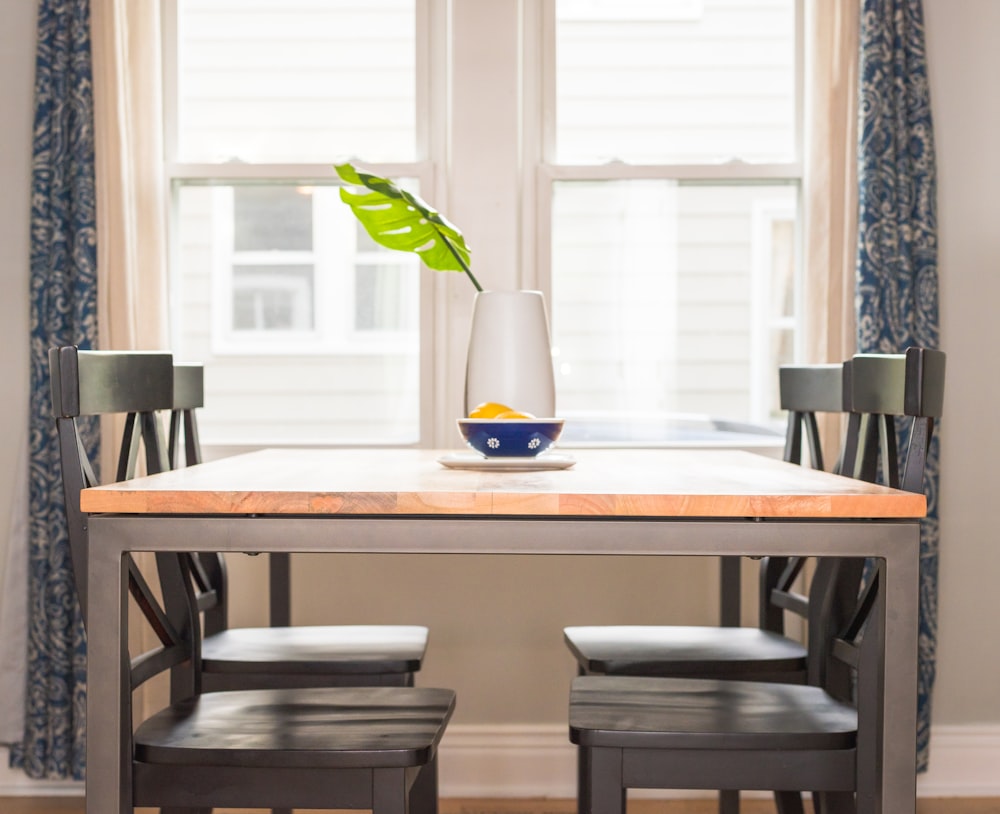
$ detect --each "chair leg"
[813,791,856,814]
[373,766,409,814]
[410,756,440,814]
[775,790,807,814]
[719,789,740,814]
[578,746,624,814]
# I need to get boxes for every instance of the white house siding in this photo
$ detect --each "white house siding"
[552,183,794,423]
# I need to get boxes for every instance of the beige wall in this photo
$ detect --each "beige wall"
[0,0,35,602]
[1,0,998,729]
[923,0,1000,725]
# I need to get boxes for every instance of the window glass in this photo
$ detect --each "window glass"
[551,180,798,424]
[549,0,800,429]
[176,0,416,163]
[168,0,422,447]
[172,181,420,445]
[234,187,313,252]
[555,0,796,165]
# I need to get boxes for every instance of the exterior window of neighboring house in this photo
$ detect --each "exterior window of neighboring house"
[544,0,801,428]
[164,0,426,446]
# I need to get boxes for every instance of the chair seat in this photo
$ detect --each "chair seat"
[563,625,807,677]
[201,625,429,675]
[135,686,456,769]
[569,675,856,751]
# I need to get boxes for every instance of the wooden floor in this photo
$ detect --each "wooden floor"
[4,797,1000,814]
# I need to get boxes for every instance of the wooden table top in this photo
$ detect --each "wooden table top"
[79,448,926,519]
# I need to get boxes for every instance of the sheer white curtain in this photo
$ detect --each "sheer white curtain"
[91,0,170,721]
[92,0,168,353]
[0,0,169,743]
[804,0,860,456]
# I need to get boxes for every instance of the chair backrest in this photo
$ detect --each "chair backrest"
[778,362,845,470]
[849,347,945,493]
[49,346,174,621]
[763,349,945,680]
[50,346,207,713]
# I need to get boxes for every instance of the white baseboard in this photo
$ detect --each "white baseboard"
[0,754,82,796]
[914,725,1000,797]
[439,723,1000,800]
[3,723,999,799]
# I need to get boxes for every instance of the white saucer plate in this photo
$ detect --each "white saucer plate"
[436,452,576,471]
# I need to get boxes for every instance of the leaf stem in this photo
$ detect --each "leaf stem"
[441,234,483,292]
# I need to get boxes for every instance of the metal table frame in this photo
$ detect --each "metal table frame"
[84,513,918,814]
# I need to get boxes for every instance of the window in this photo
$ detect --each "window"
[164,0,429,446]
[162,1,803,448]
[544,0,802,428]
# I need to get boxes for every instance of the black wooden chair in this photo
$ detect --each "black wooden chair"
[562,362,849,686]
[563,349,944,813]
[169,364,430,692]
[50,346,456,814]
[567,347,945,814]
[569,556,880,814]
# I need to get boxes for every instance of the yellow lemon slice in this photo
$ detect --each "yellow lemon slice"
[496,410,536,419]
[469,401,513,418]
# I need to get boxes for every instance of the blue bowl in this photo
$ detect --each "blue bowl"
[457,418,565,458]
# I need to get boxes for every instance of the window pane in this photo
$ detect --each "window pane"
[355,265,418,332]
[172,183,420,445]
[176,0,416,163]
[232,265,314,330]
[234,187,313,251]
[550,180,797,424]
[555,0,796,164]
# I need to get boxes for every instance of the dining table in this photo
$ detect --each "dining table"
[79,446,925,814]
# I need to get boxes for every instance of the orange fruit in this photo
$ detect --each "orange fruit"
[469,401,513,418]
[496,409,536,419]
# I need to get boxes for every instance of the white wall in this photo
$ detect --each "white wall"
[1,0,999,790]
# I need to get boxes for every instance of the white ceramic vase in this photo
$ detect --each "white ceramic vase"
[464,290,556,418]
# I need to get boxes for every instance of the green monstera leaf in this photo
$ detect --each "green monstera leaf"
[335,162,482,291]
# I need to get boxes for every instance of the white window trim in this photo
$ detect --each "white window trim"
[750,195,800,425]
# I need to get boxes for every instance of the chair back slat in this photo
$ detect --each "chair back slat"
[169,365,205,468]
[52,346,174,417]
[166,365,230,633]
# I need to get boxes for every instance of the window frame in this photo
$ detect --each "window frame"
[528,0,806,427]
[160,0,446,448]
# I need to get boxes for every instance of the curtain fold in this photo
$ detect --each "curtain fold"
[805,0,860,365]
[91,0,168,354]
[804,0,861,461]
[7,0,97,779]
[856,0,939,771]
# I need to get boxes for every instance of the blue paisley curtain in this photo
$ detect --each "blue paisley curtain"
[856,0,939,771]
[6,0,98,779]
